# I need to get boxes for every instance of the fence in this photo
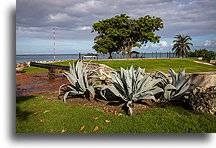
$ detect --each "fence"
[83,52,178,60]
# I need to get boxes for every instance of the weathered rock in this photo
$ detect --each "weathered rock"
[189,86,215,114]
[209,60,215,64]
[83,62,115,75]
[188,72,215,89]
[16,62,30,73]
[16,62,30,68]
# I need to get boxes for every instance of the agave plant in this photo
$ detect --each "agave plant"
[156,68,191,101]
[59,60,95,102]
[101,65,163,116]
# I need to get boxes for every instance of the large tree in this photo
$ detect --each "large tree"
[172,34,193,58]
[91,14,163,58]
[92,36,119,59]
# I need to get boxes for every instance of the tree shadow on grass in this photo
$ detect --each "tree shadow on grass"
[16,96,36,121]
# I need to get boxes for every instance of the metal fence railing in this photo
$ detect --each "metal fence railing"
[82,52,178,60]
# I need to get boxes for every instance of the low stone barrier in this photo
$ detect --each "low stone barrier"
[187,72,215,88]
[184,72,215,114]
[189,86,215,114]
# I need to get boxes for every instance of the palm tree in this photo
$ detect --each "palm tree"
[172,34,193,58]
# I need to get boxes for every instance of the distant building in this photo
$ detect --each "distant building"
[83,53,99,59]
[130,51,140,58]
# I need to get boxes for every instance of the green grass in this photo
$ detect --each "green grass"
[16,95,216,133]
[22,58,215,74]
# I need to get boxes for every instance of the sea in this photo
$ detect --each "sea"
[16,52,177,64]
[16,54,81,64]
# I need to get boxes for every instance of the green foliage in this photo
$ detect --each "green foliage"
[101,65,163,116]
[156,68,191,101]
[189,49,215,60]
[59,60,95,102]
[92,14,163,57]
[92,36,119,58]
[172,34,193,57]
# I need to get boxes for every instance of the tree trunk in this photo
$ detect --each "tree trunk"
[108,52,112,59]
[127,44,133,58]
[122,48,126,58]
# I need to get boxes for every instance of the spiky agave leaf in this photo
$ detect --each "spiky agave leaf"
[155,70,170,86]
[59,84,77,95]
[63,90,84,103]
[101,65,163,116]
[109,72,126,95]
[163,68,191,101]
[133,78,163,102]
[59,60,96,102]
[152,86,164,96]
[87,85,95,98]
[100,84,127,101]
[163,84,176,100]
[127,100,134,116]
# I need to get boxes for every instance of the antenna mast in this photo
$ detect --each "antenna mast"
[53,27,56,61]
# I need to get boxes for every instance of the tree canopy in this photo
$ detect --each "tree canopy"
[189,48,215,60]
[172,34,193,58]
[91,14,163,58]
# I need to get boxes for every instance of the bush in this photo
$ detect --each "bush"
[189,49,215,60]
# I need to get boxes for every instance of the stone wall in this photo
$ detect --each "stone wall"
[186,72,215,114]
[189,86,215,114]
[165,72,215,88]
[187,72,215,88]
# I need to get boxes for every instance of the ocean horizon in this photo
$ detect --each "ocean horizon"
[16,53,83,63]
[16,52,177,63]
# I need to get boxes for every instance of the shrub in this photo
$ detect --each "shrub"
[189,49,215,60]
[59,60,95,102]
[155,68,191,101]
[100,66,163,116]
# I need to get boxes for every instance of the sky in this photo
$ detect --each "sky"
[16,0,216,54]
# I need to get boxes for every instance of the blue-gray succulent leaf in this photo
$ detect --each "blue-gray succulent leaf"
[87,85,95,98]
[64,72,77,85]
[133,91,156,102]
[168,68,177,86]
[59,84,77,95]
[152,86,164,95]
[127,100,134,116]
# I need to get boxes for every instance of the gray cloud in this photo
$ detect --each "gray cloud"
[16,0,215,42]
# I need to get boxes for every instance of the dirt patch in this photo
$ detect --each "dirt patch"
[16,73,68,96]
[57,93,169,116]
[16,72,172,116]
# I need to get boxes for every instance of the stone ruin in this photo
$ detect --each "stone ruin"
[189,86,215,115]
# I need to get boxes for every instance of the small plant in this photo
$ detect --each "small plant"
[59,60,95,102]
[156,68,191,101]
[101,66,163,116]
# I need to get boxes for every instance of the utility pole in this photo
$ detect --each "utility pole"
[53,27,56,61]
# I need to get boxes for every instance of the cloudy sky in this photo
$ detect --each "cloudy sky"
[16,0,215,54]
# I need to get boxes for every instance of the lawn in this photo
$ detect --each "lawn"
[22,58,215,74]
[17,58,216,133]
[16,94,216,133]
